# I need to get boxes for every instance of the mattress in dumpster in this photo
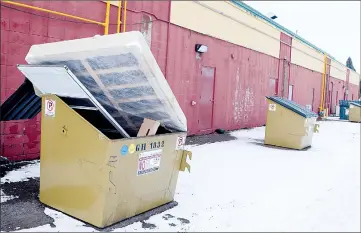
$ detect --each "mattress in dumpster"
[24,31,187,137]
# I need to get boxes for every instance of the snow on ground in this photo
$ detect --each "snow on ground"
[15,208,97,232]
[2,120,360,232]
[0,190,17,203]
[1,161,40,184]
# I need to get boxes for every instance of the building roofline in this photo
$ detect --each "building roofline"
[231,1,336,60]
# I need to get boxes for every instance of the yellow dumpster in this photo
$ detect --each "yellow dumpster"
[349,102,361,123]
[265,96,319,150]
[10,31,192,228]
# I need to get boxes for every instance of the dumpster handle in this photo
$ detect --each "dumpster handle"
[180,150,192,173]
[314,124,320,133]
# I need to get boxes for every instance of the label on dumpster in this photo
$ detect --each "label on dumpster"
[137,149,162,176]
[269,104,276,112]
[45,99,56,117]
[175,136,186,150]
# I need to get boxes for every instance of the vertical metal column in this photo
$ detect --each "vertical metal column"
[282,58,289,98]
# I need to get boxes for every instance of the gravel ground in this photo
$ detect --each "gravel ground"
[0,132,236,232]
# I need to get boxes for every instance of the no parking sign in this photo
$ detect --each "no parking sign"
[45,99,56,117]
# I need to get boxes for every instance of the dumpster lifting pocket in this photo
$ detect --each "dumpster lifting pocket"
[313,124,320,133]
[179,150,192,173]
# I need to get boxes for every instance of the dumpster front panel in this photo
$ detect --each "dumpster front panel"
[101,133,186,227]
[265,99,315,150]
[40,94,111,227]
[39,94,188,228]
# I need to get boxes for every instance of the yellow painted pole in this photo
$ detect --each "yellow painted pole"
[2,1,105,26]
[117,0,122,33]
[122,1,127,32]
[104,0,111,35]
[320,55,327,111]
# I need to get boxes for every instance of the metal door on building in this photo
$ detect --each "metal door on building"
[269,78,278,96]
[198,66,215,132]
[288,85,293,101]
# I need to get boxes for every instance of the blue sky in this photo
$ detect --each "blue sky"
[244,1,360,72]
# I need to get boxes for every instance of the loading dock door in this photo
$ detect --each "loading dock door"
[198,66,215,132]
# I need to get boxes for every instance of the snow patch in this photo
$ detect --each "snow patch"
[1,161,40,184]
[0,189,18,203]
[15,208,97,232]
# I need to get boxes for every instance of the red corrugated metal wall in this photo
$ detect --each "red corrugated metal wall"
[0,1,359,161]
[329,77,346,114]
[165,25,279,134]
[0,1,168,160]
[348,84,360,100]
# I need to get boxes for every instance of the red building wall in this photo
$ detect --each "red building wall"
[0,1,169,160]
[0,1,359,161]
[329,76,346,114]
[290,64,322,112]
[165,24,279,134]
[348,84,360,100]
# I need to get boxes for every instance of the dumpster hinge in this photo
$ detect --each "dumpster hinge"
[179,150,192,173]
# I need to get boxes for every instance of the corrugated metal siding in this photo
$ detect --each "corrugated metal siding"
[166,24,278,134]
[1,0,359,161]
[290,64,322,112]
[348,83,360,100]
[0,0,168,161]
[329,76,346,114]
[0,80,41,121]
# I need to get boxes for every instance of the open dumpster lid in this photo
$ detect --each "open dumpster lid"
[17,64,131,137]
[350,102,361,108]
[16,31,187,137]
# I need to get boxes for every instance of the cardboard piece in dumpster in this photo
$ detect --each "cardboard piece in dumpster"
[137,118,160,137]
[16,31,192,228]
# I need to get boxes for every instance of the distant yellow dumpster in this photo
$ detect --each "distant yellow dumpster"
[265,96,319,150]
[349,102,361,123]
